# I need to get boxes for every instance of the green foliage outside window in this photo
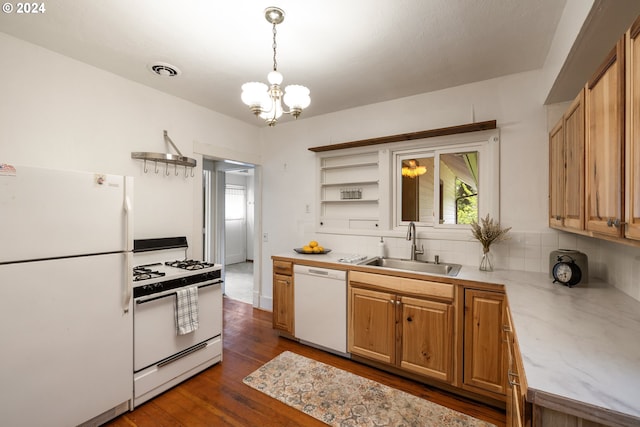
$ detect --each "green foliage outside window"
[455,178,477,224]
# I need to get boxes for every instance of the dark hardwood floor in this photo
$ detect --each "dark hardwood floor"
[106,297,505,426]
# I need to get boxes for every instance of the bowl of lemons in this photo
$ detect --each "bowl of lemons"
[294,240,331,254]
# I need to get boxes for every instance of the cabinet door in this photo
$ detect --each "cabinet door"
[549,118,565,228]
[463,289,506,396]
[563,90,586,231]
[585,38,625,237]
[273,273,294,334]
[348,286,396,364]
[399,296,453,383]
[627,18,640,240]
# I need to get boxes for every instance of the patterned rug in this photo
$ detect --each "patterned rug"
[243,351,496,427]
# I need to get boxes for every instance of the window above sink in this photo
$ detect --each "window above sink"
[393,130,500,231]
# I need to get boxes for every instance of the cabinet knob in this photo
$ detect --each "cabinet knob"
[406,316,413,322]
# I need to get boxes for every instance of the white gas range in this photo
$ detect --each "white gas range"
[132,237,223,407]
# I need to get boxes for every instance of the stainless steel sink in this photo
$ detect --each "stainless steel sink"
[359,257,461,277]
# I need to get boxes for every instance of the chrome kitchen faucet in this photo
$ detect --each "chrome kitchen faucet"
[406,221,424,261]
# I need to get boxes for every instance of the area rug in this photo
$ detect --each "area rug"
[243,351,496,427]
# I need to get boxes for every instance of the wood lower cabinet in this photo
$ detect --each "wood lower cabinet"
[348,271,454,384]
[400,296,453,382]
[272,260,294,334]
[585,37,625,237]
[506,308,530,427]
[348,287,396,364]
[463,288,506,397]
[532,407,609,427]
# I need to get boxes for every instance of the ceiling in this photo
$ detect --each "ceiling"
[0,0,614,127]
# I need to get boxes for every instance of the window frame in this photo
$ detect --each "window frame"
[391,130,500,232]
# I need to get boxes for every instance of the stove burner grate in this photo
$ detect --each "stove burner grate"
[165,259,216,270]
[133,266,166,282]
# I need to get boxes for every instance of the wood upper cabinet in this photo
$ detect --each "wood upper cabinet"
[272,261,294,334]
[585,37,625,237]
[626,17,640,240]
[563,91,586,230]
[463,288,506,397]
[348,271,454,384]
[549,90,585,231]
[549,118,565,228]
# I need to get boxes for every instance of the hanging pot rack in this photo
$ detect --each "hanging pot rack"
[131,130,197,177]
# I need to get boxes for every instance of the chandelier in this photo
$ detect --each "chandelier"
[402,160,427,178]
[241,7,310,127]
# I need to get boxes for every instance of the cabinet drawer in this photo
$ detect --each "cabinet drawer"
[350,270,453,301]
[273,260,293,275]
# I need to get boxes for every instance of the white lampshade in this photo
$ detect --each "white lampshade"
[283,85,311,109]
[241,82,268,107]
[267,70,283,85]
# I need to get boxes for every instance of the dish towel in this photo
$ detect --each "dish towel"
[175,286,199,335]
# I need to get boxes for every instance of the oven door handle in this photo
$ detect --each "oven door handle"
[135,280,221,305]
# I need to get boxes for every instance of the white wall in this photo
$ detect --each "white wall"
[0,33,259,259]
[258,70,550,306]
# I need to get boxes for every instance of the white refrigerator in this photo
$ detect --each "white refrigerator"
[0,164,134,426]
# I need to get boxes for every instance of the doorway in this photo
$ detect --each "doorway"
[203,159,258,306]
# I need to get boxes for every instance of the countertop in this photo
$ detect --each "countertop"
[273,251,640,424]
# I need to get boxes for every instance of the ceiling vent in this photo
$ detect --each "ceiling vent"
[147,62,181,77]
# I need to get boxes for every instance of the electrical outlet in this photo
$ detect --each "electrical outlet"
[263,233,268,242]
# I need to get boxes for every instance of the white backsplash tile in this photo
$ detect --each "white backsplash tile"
[309,229,640,302]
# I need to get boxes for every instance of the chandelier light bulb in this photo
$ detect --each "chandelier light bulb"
[241,82,268,107]
[267,71,283,85]
[284,85,311,109]
[259,100,283,121]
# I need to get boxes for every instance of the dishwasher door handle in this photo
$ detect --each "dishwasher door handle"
[307,269,330,276]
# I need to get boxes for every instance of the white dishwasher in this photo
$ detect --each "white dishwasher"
[294,265,348,355]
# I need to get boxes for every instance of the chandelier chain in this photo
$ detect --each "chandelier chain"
[272,23,278,72]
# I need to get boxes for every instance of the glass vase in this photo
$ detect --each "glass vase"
[479,247,493,272]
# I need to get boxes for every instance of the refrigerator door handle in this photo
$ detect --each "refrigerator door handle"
[124,177,134,252]
[123,251,132,313]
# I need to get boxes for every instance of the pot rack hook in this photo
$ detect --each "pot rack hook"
[190,167,195,178]
[184,166,188,178]
[143,159,148,174]
[165,162,170,176]
[154,161,159,174]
